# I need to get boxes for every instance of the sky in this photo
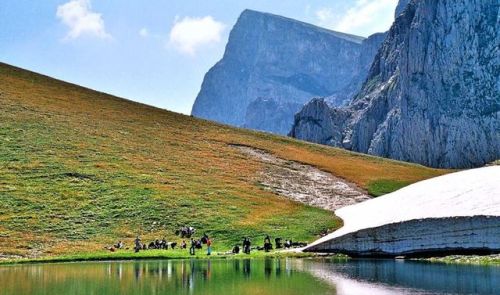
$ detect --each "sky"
[0,0,399,115]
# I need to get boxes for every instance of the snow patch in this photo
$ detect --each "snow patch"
[306,166,500,249]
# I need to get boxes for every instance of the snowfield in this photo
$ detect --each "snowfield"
[304,166,500,255]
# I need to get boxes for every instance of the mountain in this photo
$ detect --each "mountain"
[395,0,410,17]
[244,31,386,134]
[324,32,387,107]
[191,9,366,135]
[243,98,303,134]
[0,62,447,258]
[291,0,500,169]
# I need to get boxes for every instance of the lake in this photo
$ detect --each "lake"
[0,258,498,295]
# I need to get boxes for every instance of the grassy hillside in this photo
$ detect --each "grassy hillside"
[0,62,449,258]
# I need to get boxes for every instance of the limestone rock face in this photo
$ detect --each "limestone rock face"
[243,98,303,135]
[325,32,388,107]
[191,9,365,134]
[395,0,410,17]
[292,0,500,168]
[244,31,386,135]
[304,166,500,257]
[289,98,350,146]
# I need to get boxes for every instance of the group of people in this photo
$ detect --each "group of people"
[230,236,302,254]
[108,226,305,256]
[148,238,178,250]
[129,232,213,256]
[132,237,176,252]
[175,226,196,238]
[189,233,212,255]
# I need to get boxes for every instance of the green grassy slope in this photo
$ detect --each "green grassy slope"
[0,62,449,258]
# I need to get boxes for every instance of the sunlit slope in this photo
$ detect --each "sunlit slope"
[0,62,448,257]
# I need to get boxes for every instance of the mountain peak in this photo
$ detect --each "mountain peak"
[192,10,369,133]
[236,9,365,44]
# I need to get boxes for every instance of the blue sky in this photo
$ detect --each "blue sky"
[0,0,398,114]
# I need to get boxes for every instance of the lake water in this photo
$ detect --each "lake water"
[0,258,498,295]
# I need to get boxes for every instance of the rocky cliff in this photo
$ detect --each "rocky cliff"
[292,0,500,168]
[243,98,303,134]
[395,0,410,18]
[191,9,366,134]
[244,31,386,134]
[325,32,387,106]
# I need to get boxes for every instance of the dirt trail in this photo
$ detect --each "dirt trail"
[233,145,370,211]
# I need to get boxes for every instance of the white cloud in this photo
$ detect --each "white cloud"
[315,8,337,24]
[56,0,111,40]
[139,27,149,38]
[169,16,225,55]
[315,0,398,36]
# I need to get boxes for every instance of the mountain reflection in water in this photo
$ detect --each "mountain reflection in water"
[304,258,500,295]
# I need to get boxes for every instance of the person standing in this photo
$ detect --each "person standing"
[206,238,212,256]
[243,237,251,254]
[190,238,196,255]
[242,238,247,254]
[134,236,141,253]
[264,235,272,252]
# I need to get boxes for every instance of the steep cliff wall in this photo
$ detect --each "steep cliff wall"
[191,9,365,134]
[325,32,387,106]
[292,0,500,168]
[243,98,303,134]
[395,0,410,17]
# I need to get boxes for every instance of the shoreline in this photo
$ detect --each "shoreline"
[0,250,336,266]
[1,250,499,266]
[417,254,500,266]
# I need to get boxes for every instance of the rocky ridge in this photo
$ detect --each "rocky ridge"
[192,9,367,134]
[291,0,500,168]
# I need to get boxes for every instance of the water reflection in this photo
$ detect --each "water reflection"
[304,258,500,295]
[243,258,251,278]
[276,259,282,277]
[265,258,272,279]
[0,258,498,295]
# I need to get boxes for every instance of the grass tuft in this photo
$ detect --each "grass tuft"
[367,180,413,197]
